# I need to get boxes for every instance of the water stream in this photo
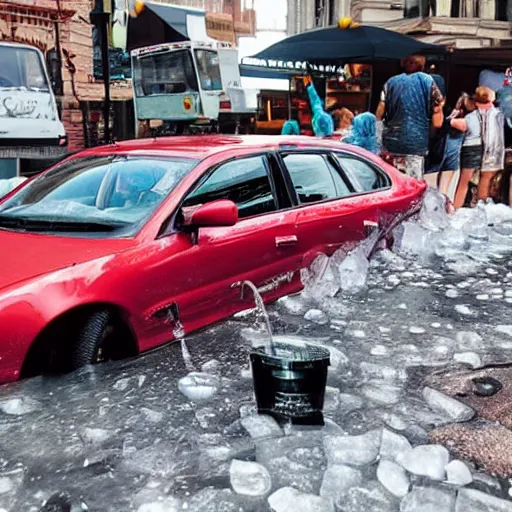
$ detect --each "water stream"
[241,280,276,356]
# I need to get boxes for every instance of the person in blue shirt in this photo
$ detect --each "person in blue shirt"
[376,55,445,179]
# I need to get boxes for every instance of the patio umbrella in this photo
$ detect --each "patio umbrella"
[248,24,447,65]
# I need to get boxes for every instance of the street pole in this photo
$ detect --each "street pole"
[90,2,111,145]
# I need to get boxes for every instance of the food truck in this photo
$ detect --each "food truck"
[131,40,257,136]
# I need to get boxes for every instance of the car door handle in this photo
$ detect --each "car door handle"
[275,235,298,248]
[364,219,380,236]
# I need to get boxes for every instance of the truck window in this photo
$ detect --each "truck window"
[0,46,49,91]
[133,49,198,96]
[194,49,222,91]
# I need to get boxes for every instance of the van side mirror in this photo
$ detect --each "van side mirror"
[183,199,238,228]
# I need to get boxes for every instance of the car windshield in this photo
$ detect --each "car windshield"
[0,155,197,235]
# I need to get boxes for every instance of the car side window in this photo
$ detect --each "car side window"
[282,153,351,204]
[182,155,277,218]
[335,154,389,192]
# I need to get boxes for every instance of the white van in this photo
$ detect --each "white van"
[0,42,67,164]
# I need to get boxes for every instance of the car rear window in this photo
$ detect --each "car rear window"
[334,154,390,192]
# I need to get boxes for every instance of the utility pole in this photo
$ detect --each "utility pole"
[90,0,111,144]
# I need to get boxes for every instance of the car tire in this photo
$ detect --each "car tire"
[70,310,112,370]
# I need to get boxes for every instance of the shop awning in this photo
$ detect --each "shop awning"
[247,25,448,67]
[127,2,212,52]
[143,1,201,40]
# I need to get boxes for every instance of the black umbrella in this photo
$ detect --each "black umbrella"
[249,24,447,64]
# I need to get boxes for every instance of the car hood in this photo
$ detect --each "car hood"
[0,230,137,291]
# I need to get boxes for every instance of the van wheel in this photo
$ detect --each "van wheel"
[69,310,112,370]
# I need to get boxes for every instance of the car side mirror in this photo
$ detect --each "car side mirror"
[183,199,238,228]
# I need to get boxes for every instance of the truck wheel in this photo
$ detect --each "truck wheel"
[69,310,113,370]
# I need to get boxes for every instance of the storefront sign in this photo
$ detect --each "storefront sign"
[241,57,344,75]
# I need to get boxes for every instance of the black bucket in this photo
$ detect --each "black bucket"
[249,342,331,426]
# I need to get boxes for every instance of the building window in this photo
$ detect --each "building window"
[451,0,480,17]
[404,0,436,18]
[496,0,510,21]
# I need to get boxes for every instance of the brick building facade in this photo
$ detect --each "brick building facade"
[0,0,256,162]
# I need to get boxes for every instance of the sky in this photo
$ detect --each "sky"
[237,0,288,60]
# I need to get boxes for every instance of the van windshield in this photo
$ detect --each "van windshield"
[0,46,50,91]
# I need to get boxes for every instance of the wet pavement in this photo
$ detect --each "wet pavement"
[2,191,512,511]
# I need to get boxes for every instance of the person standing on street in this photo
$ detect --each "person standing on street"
[454,86,505,207]
[376,55,445,179]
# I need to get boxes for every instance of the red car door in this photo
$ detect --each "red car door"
[135,153,301,350]
[279,151,387,270]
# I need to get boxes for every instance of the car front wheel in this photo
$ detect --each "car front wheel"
[69,310,113,370]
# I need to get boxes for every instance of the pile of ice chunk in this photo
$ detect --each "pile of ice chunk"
[394,189,512,266]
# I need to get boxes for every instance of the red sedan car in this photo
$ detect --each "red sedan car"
[0,136,426,384]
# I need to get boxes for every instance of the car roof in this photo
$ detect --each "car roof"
[73,135,363,161]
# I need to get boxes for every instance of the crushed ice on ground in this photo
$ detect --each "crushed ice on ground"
[2,193,512,510]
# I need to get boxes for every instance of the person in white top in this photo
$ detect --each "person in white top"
[454,86,505,207]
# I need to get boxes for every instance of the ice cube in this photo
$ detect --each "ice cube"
[338,246,370,294]
[393,221,433,258]
[445,460,472,486]
[401,486,456,512]
[422,387,475,423]
[495,325,512,338]
[397,444,450,480]
[278,296,308,316]
[0,477,13,494]
[455,304,477,317]
[0,397,42,415]
[456,331,483,351]
[241,414,283,440]
[113,377,130,391]
[177,372,220,401]
[377,459,410,497]
[80,427,113,447]
[455,487,512,512]
[320,464,362,502]
[484,202,512,225]
[323,430,381,467]
[229,459,271,497]
[436,227,469,258]
[301,254,340,300]
[453,352,482,368]
[371,345,388,356]
[379,428,412,462]
[304,309,328,325]
[419,187,450,231]
[268,486,334,512]
[362,382,402,405]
